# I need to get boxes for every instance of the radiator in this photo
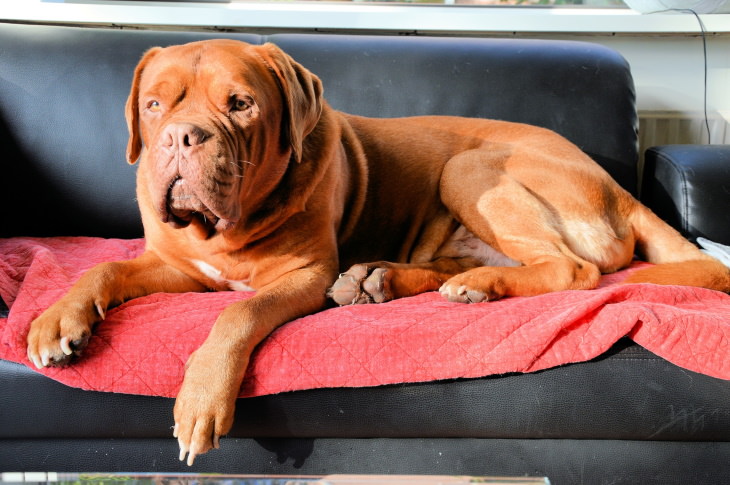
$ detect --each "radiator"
[638,110,730,151]
[635,111,729,191]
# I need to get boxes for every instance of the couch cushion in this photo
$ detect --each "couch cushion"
[4,339,730,442]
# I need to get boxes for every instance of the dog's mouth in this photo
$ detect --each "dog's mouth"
[164,177,236,233]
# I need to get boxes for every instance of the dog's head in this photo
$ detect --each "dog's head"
[125,39,323,233]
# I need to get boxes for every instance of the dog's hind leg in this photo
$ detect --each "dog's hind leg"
[438,255,601,303]
[437,149,605,303]
[622,203,730,291]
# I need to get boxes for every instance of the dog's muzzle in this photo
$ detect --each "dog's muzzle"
[166,177,217,227]
[153,122,241,233]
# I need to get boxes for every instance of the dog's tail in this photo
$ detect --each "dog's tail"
[623,203,730,292]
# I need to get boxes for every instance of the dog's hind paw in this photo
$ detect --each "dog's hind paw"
[439,283,488,304]
[328,264,393,305]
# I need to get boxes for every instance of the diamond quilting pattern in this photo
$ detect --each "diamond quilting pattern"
[1,236,730,399]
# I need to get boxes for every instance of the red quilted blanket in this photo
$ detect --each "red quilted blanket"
[1,236,729,398]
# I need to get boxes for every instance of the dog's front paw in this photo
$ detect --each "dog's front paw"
[328,264,393,305]
[173,347,242,466]
[26,298,102,368]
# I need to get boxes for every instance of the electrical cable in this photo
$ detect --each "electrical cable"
[649,8,711,144]
[682,8,711,145]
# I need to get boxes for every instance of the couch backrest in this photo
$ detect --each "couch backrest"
[0,23,638,239]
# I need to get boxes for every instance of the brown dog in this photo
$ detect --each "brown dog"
[26,39,730,465]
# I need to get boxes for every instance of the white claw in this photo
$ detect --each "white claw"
[40,351,50,367]
[30,353,44,369]
[60,336,73,356]
[178,440,188,462]
[95,301,106,320]
[187,450,197,467]
[27,348,39,369]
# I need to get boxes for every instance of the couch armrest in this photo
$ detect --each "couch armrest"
[641,145,730,245]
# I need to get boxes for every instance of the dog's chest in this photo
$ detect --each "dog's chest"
[189,259,255,292]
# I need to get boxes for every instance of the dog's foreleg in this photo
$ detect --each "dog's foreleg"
[26,250,205,368]
[173,265,333,466]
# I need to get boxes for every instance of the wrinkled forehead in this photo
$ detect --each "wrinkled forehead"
[139,40,275,97]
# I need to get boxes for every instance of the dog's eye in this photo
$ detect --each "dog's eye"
[231,96,252,112]
[148,100,161,112]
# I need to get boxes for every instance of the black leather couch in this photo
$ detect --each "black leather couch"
[1,22,730,484]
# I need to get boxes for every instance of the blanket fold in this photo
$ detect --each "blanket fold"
[1,237,729,399]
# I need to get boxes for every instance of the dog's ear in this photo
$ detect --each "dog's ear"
[125,47,162,165]
[256,43,323,163]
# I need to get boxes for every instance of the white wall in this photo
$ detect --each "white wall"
[537,32,730,146]
[585,34,730,117]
